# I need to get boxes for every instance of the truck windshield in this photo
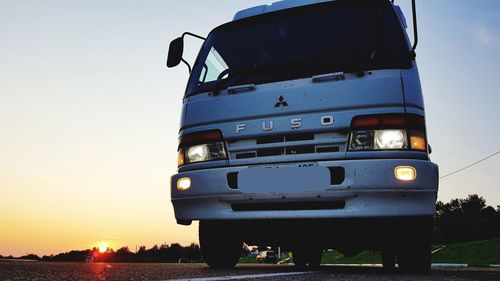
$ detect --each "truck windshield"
[186,0,410,96]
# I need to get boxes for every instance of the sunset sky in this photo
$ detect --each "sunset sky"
[1,1,499,257]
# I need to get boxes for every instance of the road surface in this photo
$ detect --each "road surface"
[0,261,499,281]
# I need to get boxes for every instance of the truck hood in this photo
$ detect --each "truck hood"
[181,70,405,129]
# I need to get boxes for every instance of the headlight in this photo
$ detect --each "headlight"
[185,142,226,164]
[186,144,210,162]
[374,130,406,149]
[348,114,427,152]
[350,130,374,150]
[178,130,227,167]
[350,129,406,150]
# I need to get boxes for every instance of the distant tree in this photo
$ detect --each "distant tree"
[145,245,159,262]
[12,242,202,263]
[435,194,500,243]
[51,250,90,262]
[185,243,201,261]
[41,255,54,261]
[136,246,147,262]
[19,254,40,260]
[113,247,136,262]
[156,244,169,262]
[168,243,184,262]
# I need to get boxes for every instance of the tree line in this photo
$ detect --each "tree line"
[434,194,500,243]
[2,194,499,262]
[0,243,201,263]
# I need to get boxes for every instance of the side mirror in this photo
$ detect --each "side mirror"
[166,32,205,73]
[167,37,184,68]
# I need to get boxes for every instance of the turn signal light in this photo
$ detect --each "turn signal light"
[410,135,426,151]
[177,148,185,167]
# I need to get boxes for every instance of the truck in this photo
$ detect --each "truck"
[167,0,439,273]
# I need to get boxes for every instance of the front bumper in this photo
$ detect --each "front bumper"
[170,159,438,223]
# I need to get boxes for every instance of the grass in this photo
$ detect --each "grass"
[431,237,500,265]
[321,250,380,264]
[239,237,500,265]
[239,256,258,264]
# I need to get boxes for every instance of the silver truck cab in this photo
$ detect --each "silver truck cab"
[167,0,438,272]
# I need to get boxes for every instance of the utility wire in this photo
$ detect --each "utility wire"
[440,149,500,179]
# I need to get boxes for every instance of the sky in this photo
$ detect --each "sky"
[0,0,499,257]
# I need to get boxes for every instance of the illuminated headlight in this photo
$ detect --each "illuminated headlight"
[374,130,406,149]
[349,114,427,152]
[350,129,407,151]
[184,142,226,164]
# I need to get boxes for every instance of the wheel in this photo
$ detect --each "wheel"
[292,248,307,269]
[305,248,322,269]
[397,218,432,274]
[398,243,431,274]
[293,247,322,269]
[199,221,242,269]
[381,250,396,272]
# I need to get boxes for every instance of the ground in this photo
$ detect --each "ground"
[1,261,499,281]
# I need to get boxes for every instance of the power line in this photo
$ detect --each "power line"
[440,149,500,179]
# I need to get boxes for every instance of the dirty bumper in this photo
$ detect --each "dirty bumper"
[171,159,438,222]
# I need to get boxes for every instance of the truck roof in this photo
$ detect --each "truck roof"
[233,0,333,21]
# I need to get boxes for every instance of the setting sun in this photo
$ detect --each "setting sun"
[98,243,108,253]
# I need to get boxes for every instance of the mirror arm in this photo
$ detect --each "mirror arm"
[181,58,192,73]
[182,32,206,41]
[179,32,205,73]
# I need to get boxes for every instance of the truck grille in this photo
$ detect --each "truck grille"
[226,131,348,160]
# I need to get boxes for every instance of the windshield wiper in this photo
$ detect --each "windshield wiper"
[208,62,279,95]
[195,59,364,96]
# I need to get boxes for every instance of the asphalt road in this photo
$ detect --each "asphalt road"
[0,261,499,281]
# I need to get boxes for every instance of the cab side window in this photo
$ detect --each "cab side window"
[199,47,229,83]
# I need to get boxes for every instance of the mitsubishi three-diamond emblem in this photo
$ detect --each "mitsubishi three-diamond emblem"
[274,96,288,108]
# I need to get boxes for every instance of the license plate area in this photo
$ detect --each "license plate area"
[238,164,330,193]
[257,162,318,169]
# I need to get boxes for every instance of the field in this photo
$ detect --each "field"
[432,238,500,265]
[241,238,500,265]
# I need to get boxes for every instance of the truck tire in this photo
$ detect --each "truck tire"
[398,243,431,274]
[397,218,432,274]
[381,250,396,272]
[199,221,242,269]
[293,247,322,269]
[306,248,322,269]
[292,248,307,268]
